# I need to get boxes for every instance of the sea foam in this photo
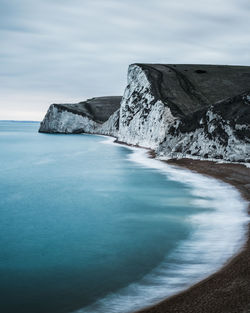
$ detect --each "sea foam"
[73,137,249,313]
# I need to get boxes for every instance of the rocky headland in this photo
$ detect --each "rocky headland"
[39,96,121,134]
[40,64,250,163]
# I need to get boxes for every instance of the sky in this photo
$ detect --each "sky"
[1,0,250,120]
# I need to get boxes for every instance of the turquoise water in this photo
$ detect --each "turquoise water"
[0,121,247,313]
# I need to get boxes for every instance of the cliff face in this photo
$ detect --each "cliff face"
[157,92,250,162]
[116,64,250,162]
[39,64,250,163]
[117,65,175,148]
[39,96,121,134]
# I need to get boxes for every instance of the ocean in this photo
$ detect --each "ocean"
[0,121,248,313]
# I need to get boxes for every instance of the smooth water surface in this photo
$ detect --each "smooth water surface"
[0,121,247,313]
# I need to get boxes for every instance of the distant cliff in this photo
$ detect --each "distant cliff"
[39,96,122,134]
[39,64,250,163]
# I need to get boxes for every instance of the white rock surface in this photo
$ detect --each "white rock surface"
[98,109,120,137]
[118,65,176,148]
[39,105,100,134]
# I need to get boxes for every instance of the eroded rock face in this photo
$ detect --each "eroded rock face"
[99,109,120,137]
[39,104,100,134]
[39,64,250,162]
[39,96,122,134]
[157,93,250,162]
[116,64,250,162]
[117,65,176,148]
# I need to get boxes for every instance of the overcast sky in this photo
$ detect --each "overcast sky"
[1,0,250,120]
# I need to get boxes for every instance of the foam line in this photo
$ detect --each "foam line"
[73,137,249,313]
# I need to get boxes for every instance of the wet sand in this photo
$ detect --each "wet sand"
[136,159,250,313]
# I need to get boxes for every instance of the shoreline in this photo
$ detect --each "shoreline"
[40,132,250,312]
[102,135,249,313]
[135,158,250,313]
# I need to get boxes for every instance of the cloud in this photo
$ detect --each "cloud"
[0,0,249,120]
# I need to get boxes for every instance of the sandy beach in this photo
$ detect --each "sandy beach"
[136,159,250,313]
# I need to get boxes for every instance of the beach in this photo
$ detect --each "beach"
[136,159,250,313]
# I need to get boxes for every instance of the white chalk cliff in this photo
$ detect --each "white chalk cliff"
[39,64,250,163]
[39,96,121,134]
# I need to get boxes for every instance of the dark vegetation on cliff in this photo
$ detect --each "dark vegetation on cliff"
[135,64,250,116]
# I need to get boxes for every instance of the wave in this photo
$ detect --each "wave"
[73,137,249,313]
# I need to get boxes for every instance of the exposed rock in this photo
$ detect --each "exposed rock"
[98,109,120,137]
[116,64,250,162]
[118,64,176,148]
[39,64,250,163]
[39,96,121,133]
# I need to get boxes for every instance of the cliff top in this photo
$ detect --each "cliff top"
[132,63,250,117]
[53,96,122,122]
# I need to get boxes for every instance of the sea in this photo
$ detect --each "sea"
[0,121,248,313]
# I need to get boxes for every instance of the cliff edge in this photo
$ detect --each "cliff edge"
[39,64,250,163]
[116,64,250,162]
[39,96,121,134]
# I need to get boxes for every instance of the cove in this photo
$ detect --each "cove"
[0,121,247,313]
